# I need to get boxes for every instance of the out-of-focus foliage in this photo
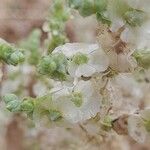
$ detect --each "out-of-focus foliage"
[19,29,41,65]
[47,0,70,53]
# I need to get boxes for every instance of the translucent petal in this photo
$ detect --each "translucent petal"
[53,43,99,57]
[89,50,109,72]
[117,54,137,72]
[59,95,100,123]
[68,62,78,77]
[75,64,96,77]
[74,80,94,100]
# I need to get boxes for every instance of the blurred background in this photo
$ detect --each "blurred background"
[0,0,50,42]
[0,0,150,150]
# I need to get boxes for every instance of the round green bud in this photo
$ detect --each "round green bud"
[9,51,25,65]
[21,100,34,113]
[3,94,18,104]
[38,53,68,81]
[94,0,108,12]
[6,100,21,112]
[38,56,57,74]
[47,60,57,72]
[72,52,89,65]
[78,0,95,17]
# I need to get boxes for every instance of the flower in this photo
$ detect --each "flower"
[52,80,101,123]
[53,43,109,77]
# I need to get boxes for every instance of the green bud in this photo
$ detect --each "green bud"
[21,100,34,113]
[133,50,150,69]
[9,51,25,66]
[72,52,89,65]
[49,109,62,121]
[69,0,108,17]
[0,39,13,60]
[38,56,57,75]
[48,35,67,54]
[78,0,95,17]
[94,0,108,12]
[3,94,19,104]
[71,92,83,107]
[6,100,21,112]
[124,9,147,27]
[38,53,68,81]
[0,38,25,65]
[35,94,53,112]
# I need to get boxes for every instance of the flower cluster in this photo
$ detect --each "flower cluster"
[2,0,150,145]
